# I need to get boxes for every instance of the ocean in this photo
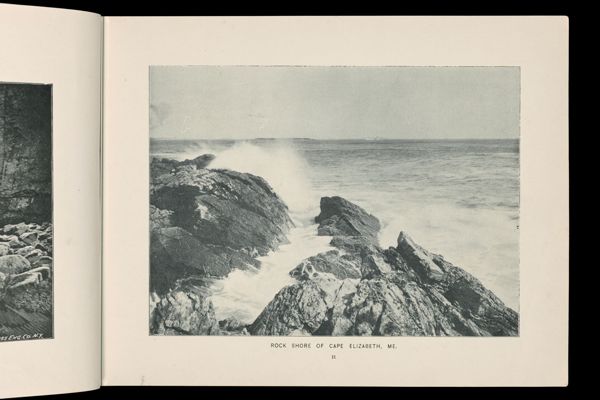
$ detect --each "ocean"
[151,138,520,323]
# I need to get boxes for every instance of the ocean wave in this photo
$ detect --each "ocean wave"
[151,138,520,311]
[210,224,333,323]
[207,142,320,220]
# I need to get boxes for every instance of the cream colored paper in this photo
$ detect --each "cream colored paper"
[0,4,102,398]
[103,16,568,386]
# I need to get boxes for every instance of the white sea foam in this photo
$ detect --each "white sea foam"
[375,201,519,310]
[209,142,319,219]
[210,225,332,324]
[199,142,331,322]
[151,138,520,314]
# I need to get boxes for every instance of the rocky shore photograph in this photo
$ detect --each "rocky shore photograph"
[0,83,53,341]
[149,66,520,336]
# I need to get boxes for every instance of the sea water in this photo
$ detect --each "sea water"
[151,138,520,322]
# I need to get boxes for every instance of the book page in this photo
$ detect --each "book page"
[0,4,102,398]
[103,16,568,386]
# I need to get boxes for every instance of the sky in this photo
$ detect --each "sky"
[150,66,520,140]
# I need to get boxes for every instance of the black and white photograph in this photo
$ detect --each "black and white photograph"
[0,82,53,341]
[149,66,520,337]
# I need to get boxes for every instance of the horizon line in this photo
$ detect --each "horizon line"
[149,136,519,141]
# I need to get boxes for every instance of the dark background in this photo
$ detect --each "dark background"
[0,0,579,16]
[0,0,580,398]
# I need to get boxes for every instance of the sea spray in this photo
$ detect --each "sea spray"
[375,201,519,310]
[209,141,320,219]
[200,141,333,322]
[210,226,332,324]
[151,139,321,219]
[150,138,520,312]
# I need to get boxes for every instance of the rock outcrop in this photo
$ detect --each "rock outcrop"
[149,158,519,337]
[149,155,294,335]
[0,222,53,338]
[149,287,220,335]
[0,84,52,226]
[150,154,216,179]
[250,196,518,336]
[315,196,380,243]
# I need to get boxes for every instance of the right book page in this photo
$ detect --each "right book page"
[102,16,568,386]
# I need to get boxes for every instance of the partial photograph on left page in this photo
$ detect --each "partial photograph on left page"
[0,82,53,342]
[1,3,102,397]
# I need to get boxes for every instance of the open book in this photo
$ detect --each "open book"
[0,4,569,397]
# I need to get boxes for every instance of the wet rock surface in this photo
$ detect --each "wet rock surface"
[315,196,380,244]
[250,196,518,336]
[149,161,518,337]
[149,155,294,335]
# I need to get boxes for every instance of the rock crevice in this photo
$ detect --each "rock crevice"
[149,154,293,335]
[250,196,518,336]
[149,158,519,337]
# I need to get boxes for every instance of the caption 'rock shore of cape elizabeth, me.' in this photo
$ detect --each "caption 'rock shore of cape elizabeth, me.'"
[149,153,518,337]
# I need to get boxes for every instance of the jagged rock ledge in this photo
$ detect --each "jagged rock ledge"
[149,156,518,337]
[250,196,519,336]
[149,155,294,335]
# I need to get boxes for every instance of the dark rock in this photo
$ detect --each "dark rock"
[329,235,380,255]
[150,226,258,294]
[290,250,362,280]
[250,275,337,336]
[1,225,16,235]
[33,255,52,267]
[315,196,380,244]
[25,249,44,264]
[396,232,445,282]
[21,231,38,245]
[15,246,36,257]
[8,237,24,249]
[251,196,519,337]
[218,316,244,331]
[360,252,394,278]
[151,166,293,255]
[38,231,51,242]
[4,223,29,236]
[150,154,216,180]
[0,243,10,256]
[150,157,180,179]
[0,84,52,225]
[0,254,31,275]
[430,257,519,336]
[149,153,295,334]
[149,205,173,230]
[218,317,250,335]
[149,162,293,294]
[3,279,52,315]
[35,242,50,254]
[150,288,220,335]
[180,154,216,170]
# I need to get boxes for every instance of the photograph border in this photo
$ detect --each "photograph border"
[0,80,55,343]
[147,64,522,338]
